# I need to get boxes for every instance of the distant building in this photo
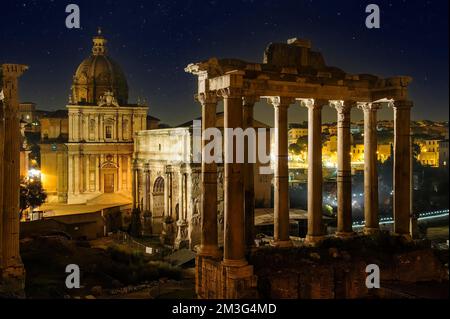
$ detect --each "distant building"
[20,120,31,178]
[19,102,36,123]
[377,144,393,163]
[439,139,449,169]
[19,102,41,132]
[39,110,69,202]
[288,123,308,145]
[147,115,161,130]
[40,31,155,204]
[418,139,440,167]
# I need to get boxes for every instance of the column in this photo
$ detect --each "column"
[118,156,122,192]
[222,88,247,266]
[358,102,381,234]
[68,154,74,194]
[83,114,88,141]
[331,100,354,236]
[269,96,294,247]
[178,170,184,220]
[118,113,122,142]
[301,98,325,243]
[99,115,104,141]
[74,155,80,195]
[169,171,173,217]
[95,115,99,141]
[392,100,413,237]
[0,87,4,268]
[165,169,173,217]
[79,154,84,193]
[85,155,90,192]
[197,92,220,257]
[78,112,83,141]
[138,167,144,209]
[148,169,153,213]
[142,164,149,211]
[243,96,257,251]
[132,163,138,209]
[1,64,28,283]
[95,155,100,192]
[164,169,169,216]
[175,169,188,249]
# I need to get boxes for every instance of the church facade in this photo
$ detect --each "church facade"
[41,31,148,204]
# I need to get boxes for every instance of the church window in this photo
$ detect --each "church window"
[89,119,95,133]
[106,125,113,139]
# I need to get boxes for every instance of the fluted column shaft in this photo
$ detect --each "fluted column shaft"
[243,97,256,251]
[132,163,138,209]
[302,99,324,242]
[270,97,294,247]
[197,93,220,257]
[359,103,381,234]
[223,89,246,266]
[0,94,5,267]
[393,100,413,236]
[142,165,149,211]
[332,101,354,236]
[1,64,27,275]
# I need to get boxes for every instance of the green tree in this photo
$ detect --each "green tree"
[296,136,308,152]
[20,177,47,219]
[289,143,302,154]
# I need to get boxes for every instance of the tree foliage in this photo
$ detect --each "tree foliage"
[20,177,47,218]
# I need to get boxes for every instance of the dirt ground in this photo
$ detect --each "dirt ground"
[20,235,195,299]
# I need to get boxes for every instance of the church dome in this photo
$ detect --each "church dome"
[70,29,129,105]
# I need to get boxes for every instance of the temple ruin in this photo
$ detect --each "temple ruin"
[185,38,414,298]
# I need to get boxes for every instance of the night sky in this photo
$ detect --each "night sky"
[0,0,448,126]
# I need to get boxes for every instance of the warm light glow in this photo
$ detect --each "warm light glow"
[28,169,41,178]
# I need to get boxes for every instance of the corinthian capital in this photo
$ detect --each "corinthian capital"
[266,96,295,108]
[195,92,218,106]
[298,98,328,109]
[392,100,413,109]
[357,102,382,112]
[242,96,259,106]
[330,100,354,114]
[218,87,243,99]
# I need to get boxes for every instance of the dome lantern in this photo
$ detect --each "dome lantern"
[92,27,107,56]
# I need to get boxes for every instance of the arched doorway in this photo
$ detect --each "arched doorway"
[152,176,165,218]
